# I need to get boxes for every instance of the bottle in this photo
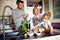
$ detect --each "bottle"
[24,32,28,38]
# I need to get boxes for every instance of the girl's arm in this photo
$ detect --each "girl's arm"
[48,21,53,34]
[32,23,41,31]
[35,23,41,28]
[49,24,53,34]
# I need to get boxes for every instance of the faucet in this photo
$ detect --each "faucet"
[2,5,13,40]
[2,5,13,24]
[2,5,13,20]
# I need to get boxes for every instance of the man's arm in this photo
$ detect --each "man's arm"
[12,11,24,24]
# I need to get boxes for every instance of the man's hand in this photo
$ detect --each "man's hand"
[22,13,29,18]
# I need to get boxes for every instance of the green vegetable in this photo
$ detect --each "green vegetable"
[19,20,30,35]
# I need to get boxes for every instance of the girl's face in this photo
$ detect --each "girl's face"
[42,16,48,22]
[34,9,39,15]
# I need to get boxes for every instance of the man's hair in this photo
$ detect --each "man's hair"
[16,0,23,4]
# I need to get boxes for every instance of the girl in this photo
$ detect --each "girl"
[34,13,53,35]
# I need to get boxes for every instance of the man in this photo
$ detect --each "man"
[12,0,28,30]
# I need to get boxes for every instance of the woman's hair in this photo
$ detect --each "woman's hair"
[42,12,51,19]
[33,6,39,15]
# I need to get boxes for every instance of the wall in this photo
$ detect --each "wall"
[0,0,2,16]
[0,0,16,16]
[49,0,60,22]
[49,0,60,28]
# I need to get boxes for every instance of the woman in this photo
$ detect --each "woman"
[32,6,43,26]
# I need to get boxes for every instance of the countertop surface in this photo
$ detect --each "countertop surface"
[0,29,60,40]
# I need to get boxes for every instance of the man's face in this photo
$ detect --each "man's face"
[17,3,24,9]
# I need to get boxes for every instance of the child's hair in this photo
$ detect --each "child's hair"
[42,12,51,19]
[48,12,51,17]
[33,6,39,15]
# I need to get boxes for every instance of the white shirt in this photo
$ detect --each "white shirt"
[35,20,51,29]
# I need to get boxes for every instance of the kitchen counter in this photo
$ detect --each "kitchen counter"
[23,35,60,40]
[22,32,60,40]
[0,30,60,40]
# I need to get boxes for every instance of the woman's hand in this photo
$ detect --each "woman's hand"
[34,16,38,21]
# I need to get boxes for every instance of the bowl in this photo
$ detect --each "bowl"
[27,31,34,37]
[35,32,41,36]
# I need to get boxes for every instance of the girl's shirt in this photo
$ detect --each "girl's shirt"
[35,20,51,29]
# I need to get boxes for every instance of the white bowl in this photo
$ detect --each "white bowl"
[35,32,41,36]
[27,32,34,37]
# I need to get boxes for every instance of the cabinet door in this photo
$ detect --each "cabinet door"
[53,0,60,19]
[56,35,60,40]
[32,36,57,40]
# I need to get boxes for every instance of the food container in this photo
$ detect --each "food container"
[27,31,34,37]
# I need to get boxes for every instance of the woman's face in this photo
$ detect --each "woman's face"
[34,9,39,15]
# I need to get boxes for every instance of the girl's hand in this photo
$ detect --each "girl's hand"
[32,27,38,33]
[32,27,36,31]
[50,31,54,35]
